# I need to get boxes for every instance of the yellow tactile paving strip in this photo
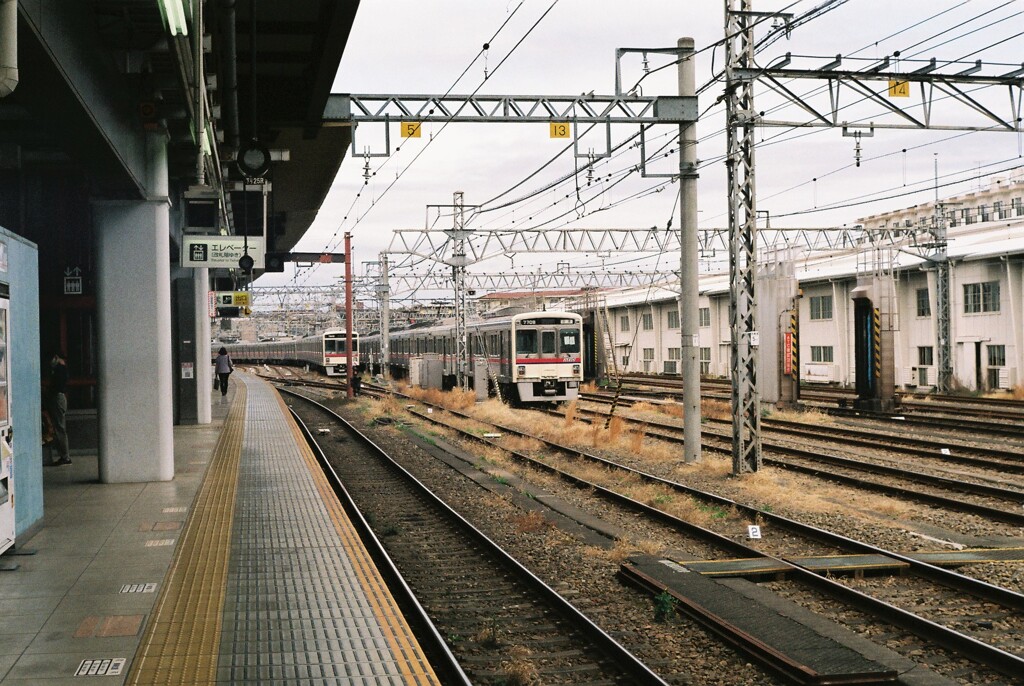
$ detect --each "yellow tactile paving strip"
[275,390,441,686]
[126,384,247,686]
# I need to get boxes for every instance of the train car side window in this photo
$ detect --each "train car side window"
[559,329,580,354]
[541,331,556,355]
[516,329,537,355]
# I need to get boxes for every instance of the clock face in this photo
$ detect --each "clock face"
[238,143,270,176]
[242,148,266,167]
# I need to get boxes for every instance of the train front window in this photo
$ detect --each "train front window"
[559,329,580,354]
[541,331,556,355]
[326,337,346,353]
[516,329,537,355]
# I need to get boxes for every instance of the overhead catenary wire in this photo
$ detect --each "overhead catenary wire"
[301,2,1020,295]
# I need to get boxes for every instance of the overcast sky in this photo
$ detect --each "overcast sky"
[261,0,1024,298]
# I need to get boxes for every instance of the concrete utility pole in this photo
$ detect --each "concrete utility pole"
[678,37,701,464]
[344,232,354,399]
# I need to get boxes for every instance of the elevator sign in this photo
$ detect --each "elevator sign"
[182,237,265,268]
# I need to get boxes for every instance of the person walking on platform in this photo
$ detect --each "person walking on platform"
[215,347,234,397]
[46,351,71,466]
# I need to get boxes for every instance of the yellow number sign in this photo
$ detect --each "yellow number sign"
[233,291,250,307]
[888,80,910,98]
[549,122,571,139]
[401,122,421,138]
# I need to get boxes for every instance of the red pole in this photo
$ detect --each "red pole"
[345,232,354,399]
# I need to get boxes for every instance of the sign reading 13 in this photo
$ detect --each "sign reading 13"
[549,122,570,138]
[401,122,421,138]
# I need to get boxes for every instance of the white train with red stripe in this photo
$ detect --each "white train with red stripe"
[362,311,583,403]
[224,329,360,377]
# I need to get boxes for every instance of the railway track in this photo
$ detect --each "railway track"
[389,397,1024,682]
[282,388,669,685]
[567,401,1024,526]
[617,374,1024,425]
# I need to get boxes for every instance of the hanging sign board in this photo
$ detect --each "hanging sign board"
[182,237,264,268]
[783,332,793,375]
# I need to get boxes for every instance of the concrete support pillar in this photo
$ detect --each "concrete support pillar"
[93,134,174,482]
[194,267,211,423]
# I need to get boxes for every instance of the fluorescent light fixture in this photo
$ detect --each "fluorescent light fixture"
[158,0,189,36]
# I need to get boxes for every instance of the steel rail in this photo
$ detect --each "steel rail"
[280,388,671,686]
[405,403,1024,680]
[284,397,471,686]
[568,403,1024,526]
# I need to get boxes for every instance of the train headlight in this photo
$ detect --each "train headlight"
[517,365,526,375]
[572,364,580,375]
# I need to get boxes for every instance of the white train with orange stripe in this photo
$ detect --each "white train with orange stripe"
[361,311,584,403]
[225,329,360,377]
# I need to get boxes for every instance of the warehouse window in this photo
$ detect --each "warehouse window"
[619,315,630,332]
[988,344,1006,367]
[621,355,630,367]
[667,309,679,329]
[642,313,653,330]
[810,345,834,363]
[699,307,711,327]
[699,347,711,375]
[964,281,1000,313]
[916,288,930,317]
[642,347,655,372]
[810,295,833,320]
[918,346,933,366]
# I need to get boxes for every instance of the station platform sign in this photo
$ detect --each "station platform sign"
[183,237,264,269]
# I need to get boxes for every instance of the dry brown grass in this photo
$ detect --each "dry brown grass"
[563,399,579,424]
[474,624,501,648]
[607,415,625,442]
[982,385,1024,400]
[500,646,538,686]
[363,394,403,421]
[403,385,477,411]
[701,398,731,420]
[581,381,599,394]
[593,537,665,564]
[511,510,552,534]
[768,407,835,425]
[628,424,647,453]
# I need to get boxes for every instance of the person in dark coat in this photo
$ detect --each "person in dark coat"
[46,351,71,466]
[215,347,234,396]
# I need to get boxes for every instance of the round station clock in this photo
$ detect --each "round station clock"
[236,140,271,178]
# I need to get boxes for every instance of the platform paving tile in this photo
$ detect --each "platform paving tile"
[216,378,412,683]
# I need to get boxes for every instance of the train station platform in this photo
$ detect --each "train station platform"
[0,374,440,685]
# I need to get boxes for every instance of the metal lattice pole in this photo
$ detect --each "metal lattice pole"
[934,204,952,393]
[379,253,391,380]
[725,0,762,473]
[451,191,469,390]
